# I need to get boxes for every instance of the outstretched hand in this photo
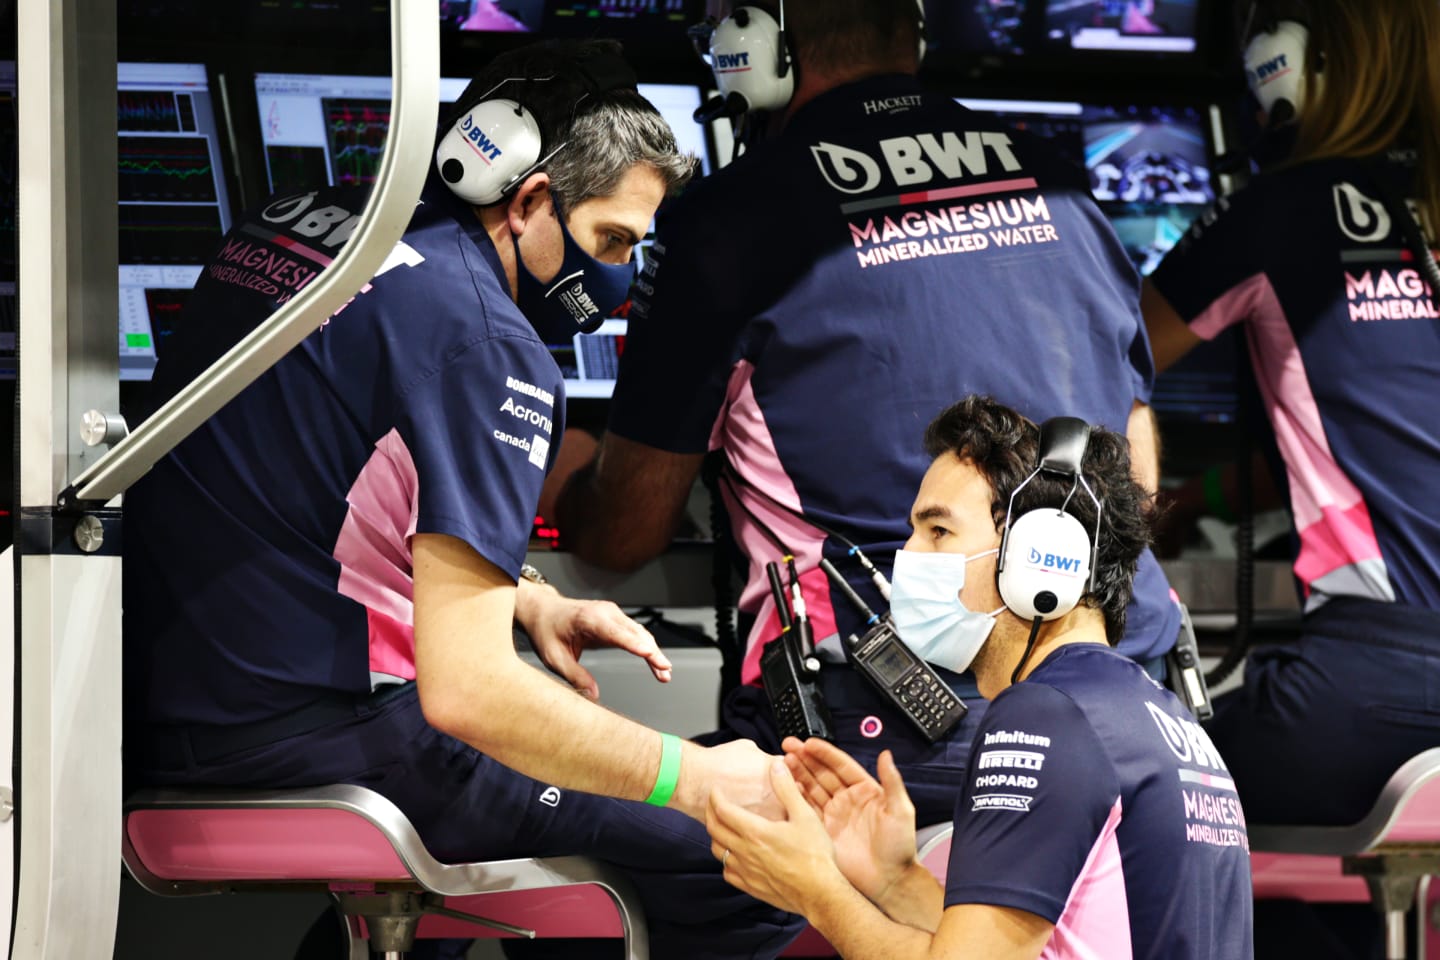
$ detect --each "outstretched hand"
[783,738,919,903]
[520,589,671,700]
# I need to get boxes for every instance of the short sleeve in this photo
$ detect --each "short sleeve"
[945,682,1120,922]
[607,193,750,454]
[394,334,564,579]
[1148,185,1271,337]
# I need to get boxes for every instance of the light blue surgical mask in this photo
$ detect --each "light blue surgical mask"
[889,547,1005,673]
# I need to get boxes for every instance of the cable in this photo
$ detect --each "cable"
[1371,170,1440,310]
[1205,344,1257,688]
[1011,616,1044,686]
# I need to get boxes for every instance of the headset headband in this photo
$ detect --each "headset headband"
[997,417,1102,595]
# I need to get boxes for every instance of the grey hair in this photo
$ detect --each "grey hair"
[545,91,699,212]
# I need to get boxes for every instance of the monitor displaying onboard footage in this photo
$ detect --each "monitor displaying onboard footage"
[957,98,1213,273]
[958,96,1232,421]
[117,62,236,381]
[1045,0,1199,53]
[450,0,697,34]
[925,0,1032,55]
[444,0,542,31]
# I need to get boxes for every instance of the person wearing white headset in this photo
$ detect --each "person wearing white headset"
[124,39,810,960]
[1144,0,1440,830]
[555,0,1183,848]
[705,395,1254,960]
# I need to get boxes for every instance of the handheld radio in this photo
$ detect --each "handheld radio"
[819,558,967,743]
[1166,602,1214,720]
[759,561,834,742]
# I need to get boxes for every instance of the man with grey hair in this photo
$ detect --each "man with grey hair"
[124,39,804,959]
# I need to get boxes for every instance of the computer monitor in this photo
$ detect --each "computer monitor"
[253,73,473,193]
[444,0,542,31]
[1044,0,1199,53]
[925,0,1031,55]
[542,0,695,35]
[958,96,1232,421]
[957,98,1213,268]
[117,62,236,381]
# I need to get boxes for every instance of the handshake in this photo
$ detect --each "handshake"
[701,737,939,927]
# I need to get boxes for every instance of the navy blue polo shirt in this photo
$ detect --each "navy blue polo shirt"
[1150,153,1440,613]
[610,74,1179,683]
[947,644,1254,958]
[124,177,564,726]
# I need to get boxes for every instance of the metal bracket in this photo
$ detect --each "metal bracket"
[332,891,537,953]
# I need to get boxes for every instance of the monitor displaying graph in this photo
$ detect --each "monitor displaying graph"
[254,73,472,193]
[116,62,234,381]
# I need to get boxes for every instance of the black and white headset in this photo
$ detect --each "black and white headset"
[702,0,928,116]
[435,52,638,207]
[995,416,1102,623]
[1241,0,1319,126]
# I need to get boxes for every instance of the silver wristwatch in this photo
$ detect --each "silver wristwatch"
[518,562,548,586]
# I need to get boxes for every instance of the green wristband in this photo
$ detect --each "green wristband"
[1202,465,1235,524]
[644,733,682,807]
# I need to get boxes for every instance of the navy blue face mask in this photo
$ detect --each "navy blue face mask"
[513,211,634,342]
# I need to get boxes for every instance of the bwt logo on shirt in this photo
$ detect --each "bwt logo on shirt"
[1147,701,1229,771]
[1333,182,1393,243]
[1026,547,1083,573]
[461,115,503,162]
[715,52,750,71]
[811,130,1023,195]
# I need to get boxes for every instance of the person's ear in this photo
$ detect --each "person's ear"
[505,172,554,237]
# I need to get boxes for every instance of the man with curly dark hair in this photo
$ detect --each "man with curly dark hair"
[706,395,1254,960]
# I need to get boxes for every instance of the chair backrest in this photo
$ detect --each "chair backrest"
[1249,748,1440,856]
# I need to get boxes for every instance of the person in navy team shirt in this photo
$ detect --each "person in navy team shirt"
[554,0,1179,831]
[706,395,1254,960]
[124,40,808,959]
[1145,0,1440,830]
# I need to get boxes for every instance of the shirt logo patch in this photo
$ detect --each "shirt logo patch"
[972,793,1032,812]
[1146,701,1228,771]
[539,786,561,807]
[529,435,550,470]
[976,749,1045,771]
[1334,182,1393,244]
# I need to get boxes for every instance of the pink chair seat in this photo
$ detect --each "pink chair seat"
[123,784,640,948]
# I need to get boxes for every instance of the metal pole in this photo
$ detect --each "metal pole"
[66,1,439,506]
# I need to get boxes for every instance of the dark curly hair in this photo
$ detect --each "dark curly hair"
[923,395,1153,644]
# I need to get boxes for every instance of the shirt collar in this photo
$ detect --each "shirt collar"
[784,74,927,137]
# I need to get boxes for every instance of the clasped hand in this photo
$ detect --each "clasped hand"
[705,737,920,914]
